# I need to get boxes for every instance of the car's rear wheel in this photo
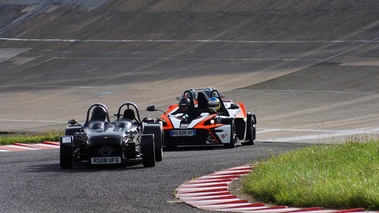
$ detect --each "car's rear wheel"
[243,114,256,145]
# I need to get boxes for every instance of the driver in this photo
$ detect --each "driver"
[208,97,221,113]
[178,97,191,113]
[177,97,196,118]
[89,106,108,130]
[91,106,107,121]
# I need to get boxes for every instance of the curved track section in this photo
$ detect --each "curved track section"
[0,143,308,212]
[177,165,367,212]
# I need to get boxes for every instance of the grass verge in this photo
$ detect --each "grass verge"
[0,130,64,145]
[242,138,379,210]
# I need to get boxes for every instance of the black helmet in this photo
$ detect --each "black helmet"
[91,106,107,120]
[179,98,191,106]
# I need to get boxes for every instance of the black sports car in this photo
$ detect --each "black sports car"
[60,102,163,169]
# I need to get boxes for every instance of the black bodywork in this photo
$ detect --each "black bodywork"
[60,102,163,169]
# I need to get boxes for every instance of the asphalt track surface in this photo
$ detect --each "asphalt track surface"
[0,0,379,212]
[0,143,310,213]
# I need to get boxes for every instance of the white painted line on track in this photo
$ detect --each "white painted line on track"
[0,85,99,89]
[0,119,66,123]
[0,145,40,151]
[186,178,232,183]
[258,127,379,134]
[177,186,228,193]
[176,191,232,197]
[177,194,237,201]
[267,132,377,142]
[186,198,244,205]
[180,182,228,188]
[14,143,60,149]
[1,37,378,44]
[258,127,379,142]
[0,142,60,152]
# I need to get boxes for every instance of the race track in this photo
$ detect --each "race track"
[0,0,378,212]
[1,0,378,143]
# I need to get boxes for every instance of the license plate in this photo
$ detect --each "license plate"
[170,129,196,137]
[91,157,121,164]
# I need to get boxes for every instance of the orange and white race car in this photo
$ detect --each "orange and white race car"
[147,87,256,148]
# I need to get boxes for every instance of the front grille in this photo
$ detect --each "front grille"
[90,144,122,157]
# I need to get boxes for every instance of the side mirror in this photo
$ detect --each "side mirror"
[229,103,240,109]
[68,119,78,125]
[146,105,156,111]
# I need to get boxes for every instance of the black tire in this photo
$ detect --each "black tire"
[224,120,237,149]
[143,123,163,162]
[141,135,156,167]
[60,145,73,169]
[242,114,255,145]
[155,147,163,162]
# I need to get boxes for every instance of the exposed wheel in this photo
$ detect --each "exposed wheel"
[242,114,256,145]
[60,145,73,169]
[143,123,163,162]
[224,120,237,149]
[141,134,156,167]
[155,147,163,161]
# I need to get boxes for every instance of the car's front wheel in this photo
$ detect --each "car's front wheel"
[141,134,156,167]
[224,120,237,149]
[243,113,256,145]
[143,123,163,162]
[60,145,73,169]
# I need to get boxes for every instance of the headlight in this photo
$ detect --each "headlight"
[204,119,216,126]
[61,136,73,144]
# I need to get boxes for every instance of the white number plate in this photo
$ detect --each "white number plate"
[91,157,121,164]
[170,130,196,137]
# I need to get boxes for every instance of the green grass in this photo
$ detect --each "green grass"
[0,130,63,145]
[242,138,379,210]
